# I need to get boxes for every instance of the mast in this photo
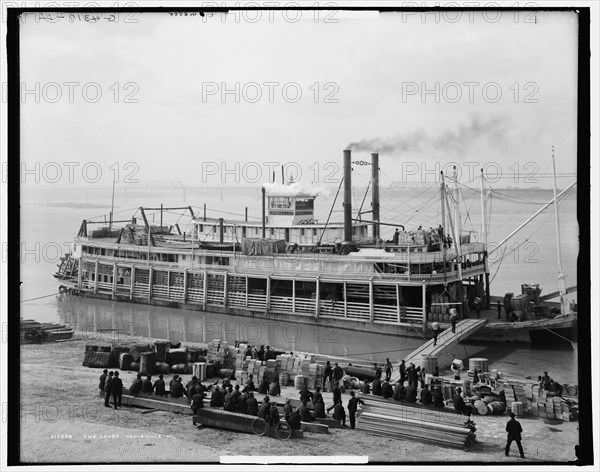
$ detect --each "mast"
[453,166,462,262]
[480,168,490,308]
[371,152,380,243]
[440,172,447,284]
[552,146,569,315]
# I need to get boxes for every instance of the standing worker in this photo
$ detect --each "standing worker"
[432,322,440,346]
[450,310,457,333]
[104,371,114,407]
[111,371,123,409]
[323,361,333,392]
[98,369,108,392]
[505,412,525,458]
[347,391,364,430]
[497,300,502,319]
[384,358,393,382]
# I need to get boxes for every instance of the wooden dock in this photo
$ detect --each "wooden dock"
[391,319,488,379]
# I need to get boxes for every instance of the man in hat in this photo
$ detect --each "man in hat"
[323,361,333,392]
[111,371,123,409]
[129,373,143,396]
[432,385,445,408]
[347,391,364,430]
[505,412,525,458]
[453,387,473,416]
[104,371,114,407]
[246,392,259,416]
[333,362,344,385]
[257,396,271,420]
[99,369,108,392]
[384,358,393,382]
[141,375,153,394]
[153,374,166,396]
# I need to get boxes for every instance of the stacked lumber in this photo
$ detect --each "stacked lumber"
[356,395,476,449]
[21,319,74,343]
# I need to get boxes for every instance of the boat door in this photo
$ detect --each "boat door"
[285,228,290,242]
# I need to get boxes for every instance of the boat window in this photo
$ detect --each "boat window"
[199,224,203,232]
[301,229,305,236]
[269,196,292,209]
[270,228,274,236]
[313,228,317,236]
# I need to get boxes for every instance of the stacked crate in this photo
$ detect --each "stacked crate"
[307,363,323,389]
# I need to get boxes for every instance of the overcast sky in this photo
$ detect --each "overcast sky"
[18,9,579,189]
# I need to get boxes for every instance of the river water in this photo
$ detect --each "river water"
[19,184,580,384]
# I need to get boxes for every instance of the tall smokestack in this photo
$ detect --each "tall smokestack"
[371,152,380,241]
[343,149,353,242]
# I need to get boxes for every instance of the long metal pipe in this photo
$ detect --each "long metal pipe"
[343,149,353,242]
[371,152,380,241]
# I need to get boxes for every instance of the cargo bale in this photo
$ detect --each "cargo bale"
[119,352,133,371]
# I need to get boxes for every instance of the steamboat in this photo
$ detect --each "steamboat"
[54,150,577,344]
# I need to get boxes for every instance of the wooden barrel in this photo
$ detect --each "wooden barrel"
[130,361,140,371]
[294,374,305,389]
[279,372,290,386]
[469,358,489,373]
[119,352,133,370]
[424,355,438,374]
[140,352,156,376]
[511,401,524,416]
[474,399,488,415]
[487,401,506,415]
[566,385,578,396]
[193,362,207,381]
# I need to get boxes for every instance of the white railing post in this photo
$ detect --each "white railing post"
[94,260,99,294]
[202,270,208,309]
[130,266,135,299]
[183,268,188,303]
[369,279,374,323]
[343,281,347,318]
[292,279,296,313]
[167,270,171,300]
[223,272,228,307]
[315,276,320,319]
[422,280,427,327]
[148,266,154,301]
[266,274,271,312]
[245,276,249,307]
[396,284,401,324]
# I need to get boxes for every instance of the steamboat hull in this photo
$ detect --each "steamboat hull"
[56,277,576,345]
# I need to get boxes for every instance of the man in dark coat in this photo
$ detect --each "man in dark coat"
[268,403,280,426]
[210,386,224,407]
[332,384,342,405]
[224,387,236,412]
[505,412,525,458]
[540,371,551,390]
[111,372,123,409]
[420,385,433,405]
[332,400,346,426]
[300,400,313,422]
[347,391,364,430]
[237,392,248,414]
[246,392,259,416]
[393,381,406,401]
[244,374,256,392]
[283,399,294,421]
[323,361,333,392]
[432,322,440,346]
[171,378,185,398]
[129,373,143,396]
[373,363,382,381]
[257,375,269,395]
[314,400,327,419]
[405,382,417,403]
[99,369,108,392]
[141,376,153,394]
[169,375,179,390]
[384,358,393,382]
[153,374,166,396]
[257,345,265,361]
[300,385,313,403]
[288,409,302,430]
[452,387,473,416]
[381,380,393,399]
[269,379,281,397]
[104,371,114,407]
[399,360,406,382]
[371,378,382,396]
[312,386,323,406]
[257,396,271,420]
[361,381,371,395]
[190,391,204,416]
[432,386,445,408]
[333,362,344,384]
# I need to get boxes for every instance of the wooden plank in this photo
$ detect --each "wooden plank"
[300,422,329,434]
